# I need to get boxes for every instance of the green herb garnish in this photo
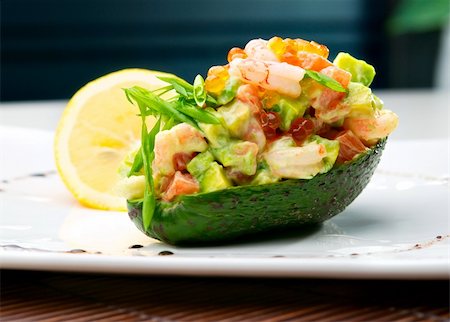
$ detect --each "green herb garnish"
[127,147,143,177]
[193,74,207,107]
[304,70,347,93]
[141,116,161,228]
[125,86,196,128]
[157,75,192,97]
[158,74,217,106]
[124,76,220,229]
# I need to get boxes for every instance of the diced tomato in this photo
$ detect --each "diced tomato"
[316,124,342,140]
[294,52,332,71]
[288,117,315,146]
[162,171,200,202]
[172,152,197,172]
[313,88,346,110]
[237,84,262,115]
[320,66,352,88]
[302,78,346,120]
[334,130,368,164]
[159,175,173,194]
[281,51,301,66]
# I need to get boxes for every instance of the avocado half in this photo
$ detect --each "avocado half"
[128,139,386,245]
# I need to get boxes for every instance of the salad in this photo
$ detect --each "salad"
[119,37,398,244]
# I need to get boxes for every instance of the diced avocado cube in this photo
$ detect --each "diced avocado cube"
[212,140,258,176]
[345,82,375,117]
[186,151,232,193]
[199,121,230,148]
[333,52,376,87]
[307,135,340,173]
[116,175,145,201]
[218,100,251,138]
[200,162,232,193]
[251,168,280,185]
[276,96,309,131]
[371,94,384,110]
[187,150,215,178]
[216,77,241,105]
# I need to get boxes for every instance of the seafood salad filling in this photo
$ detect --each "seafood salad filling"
[120,37,398,204]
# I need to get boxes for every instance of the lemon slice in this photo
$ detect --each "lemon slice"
[55,69,172,211]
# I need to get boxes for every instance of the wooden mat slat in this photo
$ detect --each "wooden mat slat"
[191,292,316,321]
[256,303,337,322]
[1,270,449,322]
[315,306,385,322]
[167,285,301,321]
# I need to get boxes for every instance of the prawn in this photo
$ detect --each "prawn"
[243,117,266,153]
[343,109,399,145]
[265,142,327,179]
[229,58,305,98]
[153,123,208,177]
[244,38,279,62]
[236,84,262,115]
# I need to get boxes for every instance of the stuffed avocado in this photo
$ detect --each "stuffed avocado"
[119,37,398,245]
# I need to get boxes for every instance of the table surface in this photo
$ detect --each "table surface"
[1,91,449,321]
[2,270,450,321]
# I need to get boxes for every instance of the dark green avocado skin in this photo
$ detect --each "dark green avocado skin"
[128,139,386,245]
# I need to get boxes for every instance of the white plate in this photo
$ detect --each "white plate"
[0,126,449,279]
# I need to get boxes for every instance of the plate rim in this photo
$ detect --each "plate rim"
[1,250,449,280]
[1,126,449,280]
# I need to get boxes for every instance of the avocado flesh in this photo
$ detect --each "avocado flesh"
[333,52,376,87]
[128,139,386,245]
[345,82,375,117]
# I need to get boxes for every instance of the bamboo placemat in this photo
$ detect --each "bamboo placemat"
[1,270,449,321]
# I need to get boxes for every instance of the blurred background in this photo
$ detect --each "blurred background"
[1,0,449,101]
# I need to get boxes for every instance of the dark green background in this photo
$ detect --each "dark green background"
[1,0,442,101]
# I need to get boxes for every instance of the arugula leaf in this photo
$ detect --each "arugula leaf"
[304,70,347,93]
